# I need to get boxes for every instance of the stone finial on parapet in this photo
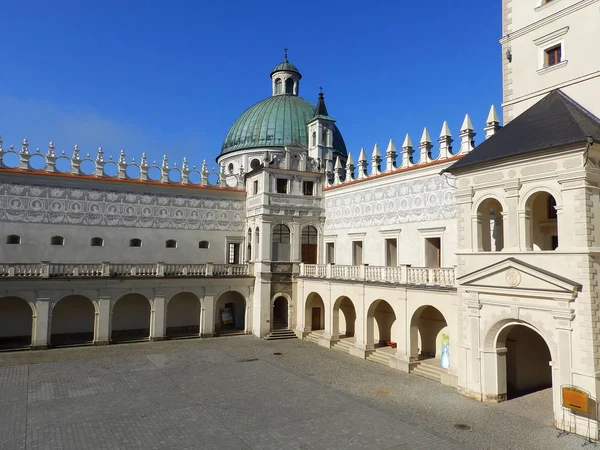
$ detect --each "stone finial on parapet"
[438,121,453,160]
[484,105,501,139]
[72,144,80,160]
[345,152,355,182]
[21,138,29,155]
[401,134,414,169]
[357,147,368,179]
[419,127,433,164]
[96,146,104,163]
[0,136,3,152]
[370,143,382,176]
[47,141,55,157]
[201,159,209,186]
[458,114,476,155]
[385,139,397,173]
[333,156,343,185]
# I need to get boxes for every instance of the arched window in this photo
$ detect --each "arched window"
[51,236,65,246]
[285,78,293,94]
[255,227,260,244]
[312,131,316,147]
[166,239,177,248]
[91,237,104,247]
[228,163,234,174]
[527,191,558,251]
[198,240,209,249]
[275,78,282,95]
[476,198,504,252]
[301,226,318,264]
[6,235,21,245]
[129,238,142,247]
[322,128,329,147]
[247,228,252,261]
[272,224,291,262]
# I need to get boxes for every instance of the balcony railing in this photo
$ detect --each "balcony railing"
[0,262,252,279]
[299,263,455,288]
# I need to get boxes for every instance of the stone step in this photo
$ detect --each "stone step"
[304,332,320,344]
[412,361,446,383]
[366,351,391,367]
[264,328,297,340]
[332,340,352,353]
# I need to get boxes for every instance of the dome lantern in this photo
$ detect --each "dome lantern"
[271,47,301,97]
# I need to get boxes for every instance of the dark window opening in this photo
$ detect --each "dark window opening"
[130,238,142,247]
[166,239,177,248]
[303,181,314,196]
[91,237,104,247]
[545,45,561,67]
[6,235,21,245]
[199,240,209,249]
[51,236,65,246]
[276,178,288,194]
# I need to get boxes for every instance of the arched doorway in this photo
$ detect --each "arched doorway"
[526,191,558,251]
[272,297,289,330]
[476,198,504,251]
[305,292,325,331]
[51,295,95,346]
[111,294,151,342]
[410,305,448,361]
[333,296,356,338]
[166,292,201,338]
[215,291,246,335]
[367,300,396,347]
[498,324,552,399]
[301,226,318,264]
[0,297,33,349]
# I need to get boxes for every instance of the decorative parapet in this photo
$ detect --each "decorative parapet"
[299,263,456,288]
[325,107,500,190]
[0,137,245,190]
[0,262,252,279]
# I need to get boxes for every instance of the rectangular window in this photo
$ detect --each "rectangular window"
[276,178,288,194]
[424,237,441,268]
[253,180,258,195]
[545,45,561,67]
[326,242,335,264]
[385,238,397,266]
[228,243,240,264]
[303,181,314,196]
[352,241,363,265]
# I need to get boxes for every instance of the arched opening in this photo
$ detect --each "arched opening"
[215,291,246,335]
[246,228,252,261]
[367,300,396,347]
[51,236,65,246]
[274,78,282,95]
[272,224,291,262]
[498,324,552,399]
[166,239,177,248]
[91,237,104,247]
[410,306,449,365]
[199,240,209,249]
[7,234,21,244]
[51,295,95,346]
[527,191,558,251]
[166,292,201,338]
[111,294,151,342]
[272,297,289,330]
[0,297,33,349]
[305,292,325,331]
[129,238,142,247]
[301,226,318,264]
[477,198,504,252]
[322,128,328,147]
[333,296,356,339]
[285,78,293,94]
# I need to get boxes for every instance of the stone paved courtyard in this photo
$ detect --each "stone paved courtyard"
[0,336,588,450]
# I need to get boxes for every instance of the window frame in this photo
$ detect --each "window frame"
[90,237,104,247]
[50,236,65,246]
[129,238,142,248]
[6,234,21,245]
[165,239,177,248]
[276,178,288,194]
[198,240,210,249]
[303,180,314,196]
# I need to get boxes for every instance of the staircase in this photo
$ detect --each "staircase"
[411,359,447,383]
[264,328,297,340]
[303,331,322,344]
[332,339,353,354]
[366,348,392,367]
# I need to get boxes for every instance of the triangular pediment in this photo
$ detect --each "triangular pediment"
[458,257,581,295]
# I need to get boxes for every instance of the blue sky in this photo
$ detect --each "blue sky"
[0,0,502,168]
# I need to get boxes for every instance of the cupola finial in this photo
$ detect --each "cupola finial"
[284,47,288,62]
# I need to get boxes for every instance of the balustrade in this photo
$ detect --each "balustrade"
[0,262,250,279]
[299,263,455,288]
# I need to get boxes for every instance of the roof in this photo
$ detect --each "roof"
[310,92,335,122]
[271,60,301,77]
[219,95,347,157]
[443,90,600,174]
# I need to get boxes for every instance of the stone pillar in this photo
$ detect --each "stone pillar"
[31,297,50,349]
[261,221,272,262]
[291,221,301,263]
[95,295,111,345]
[349,289,371,358]
[503,181,521,251]
[150,294,166,341]
[518,209,532,251]
[201,294,215,337]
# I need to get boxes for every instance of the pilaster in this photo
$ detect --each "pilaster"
[31,297,50,349]
[150,294,166,341]
[95,294,111,345]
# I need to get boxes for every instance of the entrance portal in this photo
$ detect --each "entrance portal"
[0,297,33,349]
[272,297,288,330]
[410,305,448,360]
[215,291,246,334]
[304,293,325,331]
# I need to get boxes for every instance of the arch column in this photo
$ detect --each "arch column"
[150,295,166,341]
[291,221,301,262]
[517,209,532,251]
[349,290,372,359]
[503,181,520,251]
[31,297,50,349]
[201,294,215,337]
[95,295,111,345]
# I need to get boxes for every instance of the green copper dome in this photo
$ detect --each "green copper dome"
[220,95,347,157]
[271,61,300,76]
